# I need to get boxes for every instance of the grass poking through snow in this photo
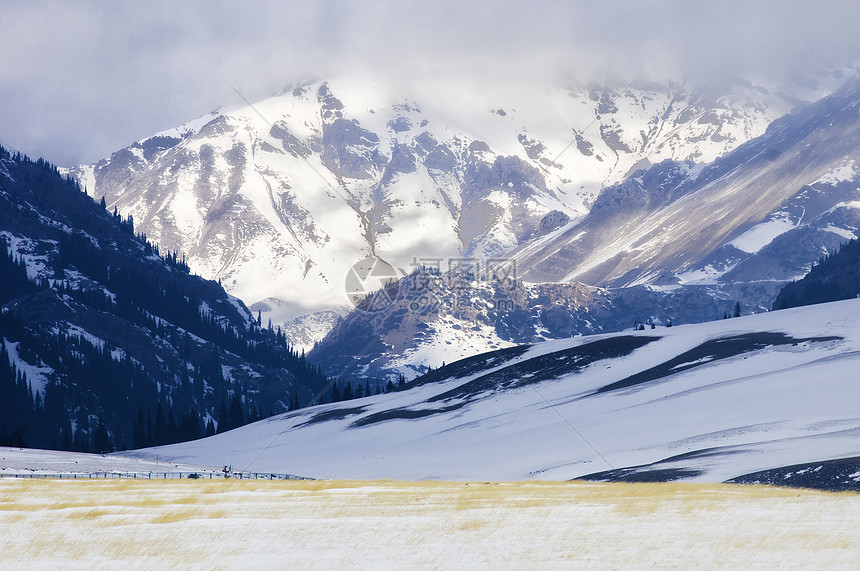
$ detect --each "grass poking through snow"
[0,479,857,568]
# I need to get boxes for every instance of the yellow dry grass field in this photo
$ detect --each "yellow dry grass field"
[0,478,858,568]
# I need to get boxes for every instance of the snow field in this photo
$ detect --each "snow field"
[0,446,220,476]
[0,478,858,569]
[131,299,860,482]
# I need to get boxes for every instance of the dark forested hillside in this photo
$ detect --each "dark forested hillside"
[0,145,327,452]
[772,239,860,310]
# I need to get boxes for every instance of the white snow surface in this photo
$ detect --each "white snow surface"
[814,159,859,185]
[0,232,54,281]
[2,340,51,396]
[822,224,858,240]
[676,264,731,285]
[123,299,860,482]
[729,212,798,253]
[384,317,515,377]
[0,447,216,476]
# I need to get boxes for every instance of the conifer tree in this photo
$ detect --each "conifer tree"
[229,394,244,430]
[217,399,230,433]
[93,422,112,453]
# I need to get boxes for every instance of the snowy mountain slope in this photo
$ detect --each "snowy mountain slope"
[515,77,860,295]
[0,145,326,452]
[308,267,745,381]
[126,298,860,484]
[68,75,835,345]
[773,234,860,309]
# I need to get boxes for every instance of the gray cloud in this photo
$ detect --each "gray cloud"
[2,0,860,166]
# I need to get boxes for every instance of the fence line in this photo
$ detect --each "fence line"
[0,471,311,481]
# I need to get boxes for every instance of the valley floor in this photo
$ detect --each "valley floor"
[1,478,858,568]
[0,446,219,477]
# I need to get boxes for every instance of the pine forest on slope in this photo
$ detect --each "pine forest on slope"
[0,146,329,452]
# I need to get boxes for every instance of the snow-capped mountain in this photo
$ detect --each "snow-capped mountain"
[127,298,860,486]
[515,76,860,296]
[68,74,842,347]
[308,75,860,380]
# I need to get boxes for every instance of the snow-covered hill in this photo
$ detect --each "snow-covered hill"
[125,298,860,485]
[68,74,842,346]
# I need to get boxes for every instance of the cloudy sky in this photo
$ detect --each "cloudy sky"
[2,0,860,166]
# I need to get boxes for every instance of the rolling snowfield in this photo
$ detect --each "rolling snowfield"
[125,298,860,484]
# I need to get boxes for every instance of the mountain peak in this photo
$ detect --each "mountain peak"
[67,73,855,352]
